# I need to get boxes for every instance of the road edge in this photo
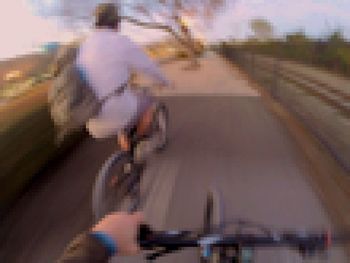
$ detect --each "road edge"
[222,59,350,257]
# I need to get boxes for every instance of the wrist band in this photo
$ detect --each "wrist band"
[90,231,117,256]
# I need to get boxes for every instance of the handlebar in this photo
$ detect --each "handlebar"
[138,224,350,256]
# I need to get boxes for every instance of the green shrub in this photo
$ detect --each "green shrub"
[226,31,350,77]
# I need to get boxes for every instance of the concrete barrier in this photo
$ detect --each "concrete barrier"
[0,82,84,216]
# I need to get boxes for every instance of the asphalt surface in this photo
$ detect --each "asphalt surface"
[0,55,348,262]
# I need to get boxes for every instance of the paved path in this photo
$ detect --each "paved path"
[0,54,347,263]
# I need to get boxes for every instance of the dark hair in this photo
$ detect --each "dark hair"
[94,3,120,29]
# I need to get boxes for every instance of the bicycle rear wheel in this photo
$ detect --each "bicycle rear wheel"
[92,151,136,222]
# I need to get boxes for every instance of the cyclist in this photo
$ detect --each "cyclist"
[57,212,142,262]
[76,3,171,151]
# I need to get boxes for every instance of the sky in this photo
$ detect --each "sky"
[0,0,76,60]
[0,0,350,60]
[207,0,350,41]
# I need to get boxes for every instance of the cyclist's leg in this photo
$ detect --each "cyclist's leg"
[117,130,130,152]
[117,90,154,151]
[137,106,155,137]
[134,89,156,137]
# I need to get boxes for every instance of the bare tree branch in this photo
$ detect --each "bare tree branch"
[30,0,232,68]
[121,15,189,47]
[121,15,171,31]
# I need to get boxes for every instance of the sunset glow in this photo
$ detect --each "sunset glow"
[1,0,350,60]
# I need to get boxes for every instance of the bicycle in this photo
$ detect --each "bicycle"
[92,89,169,222]
[138,189,350,263]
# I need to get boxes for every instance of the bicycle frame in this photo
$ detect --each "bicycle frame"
[92,100,169,222]
[92,130,144,221]
[199,190,253,263]
[139,227,340,263]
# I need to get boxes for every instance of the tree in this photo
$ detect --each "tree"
[250,18,274,41]
[285,31,308,43]
[30,0,230,69]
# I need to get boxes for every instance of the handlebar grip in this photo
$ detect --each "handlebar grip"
[138,224,153,247]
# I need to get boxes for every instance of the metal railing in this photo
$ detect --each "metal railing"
[219,46,350,172]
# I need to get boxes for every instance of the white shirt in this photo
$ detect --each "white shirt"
[76,29,169,138]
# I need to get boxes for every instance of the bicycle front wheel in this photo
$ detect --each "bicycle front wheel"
[92,151,133,222]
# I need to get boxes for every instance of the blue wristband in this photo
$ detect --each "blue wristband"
[90,231,117,256]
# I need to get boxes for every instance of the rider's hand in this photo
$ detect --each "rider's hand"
[91,212,144,256]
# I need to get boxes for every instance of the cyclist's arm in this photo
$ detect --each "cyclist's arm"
[57,212,142,262]
[125,39,170,87]
[57,232,110,263]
